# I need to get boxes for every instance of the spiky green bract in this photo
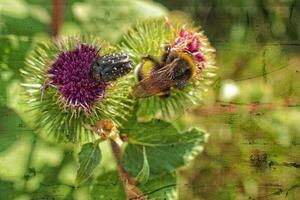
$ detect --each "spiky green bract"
[120,18,217,121]
[21,36,133,143]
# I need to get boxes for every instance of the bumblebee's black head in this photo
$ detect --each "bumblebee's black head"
[92,53,132,82]
[172,59,192,79]
[174,51,197,78]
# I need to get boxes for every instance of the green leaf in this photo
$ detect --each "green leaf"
[0,179,17,200]
[0,36,35,105]
[75,142,101,186]
[122,119,208,178]
[127,120,207,146]
[0,106,28,152]
[140,172,177,200]
[90,171,126,200]
[0,35,35,72]
[136,146,150,184]
[0,0,49,35]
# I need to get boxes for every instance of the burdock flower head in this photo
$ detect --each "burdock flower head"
[120,18,217,120]
[22,36,133,142]
[173,27,206,68]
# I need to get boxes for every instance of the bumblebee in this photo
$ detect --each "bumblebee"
[133,44,197,98]
[92,53,132,82]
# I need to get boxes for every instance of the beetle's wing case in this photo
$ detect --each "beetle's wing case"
[92,53,133,82]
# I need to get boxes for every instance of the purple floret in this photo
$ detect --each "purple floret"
[173,28,206,68]
[48,44,107,109]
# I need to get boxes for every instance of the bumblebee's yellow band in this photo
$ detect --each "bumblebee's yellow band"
[178,52,197,76]
[140,60,155,79]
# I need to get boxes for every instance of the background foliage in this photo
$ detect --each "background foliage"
[0,0,299,199]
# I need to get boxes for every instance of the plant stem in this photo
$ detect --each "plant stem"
[52,0,65,38]
[193,98,299,116]
[110,140,147,200]
[22,134,37,192]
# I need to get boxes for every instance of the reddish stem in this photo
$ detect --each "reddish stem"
[193,98,299,116]
[52,0,65,38]
[110,140,147,200]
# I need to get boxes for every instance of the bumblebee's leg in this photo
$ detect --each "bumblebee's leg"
[142,55,160,65]
[142,55,164,72]
[158,88,171,99]
[165,50,178,64]
[174,79,189,90]
[174,71,192,90]
[161,43,171,64]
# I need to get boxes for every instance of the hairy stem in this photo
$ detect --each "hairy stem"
[110,140,147,200]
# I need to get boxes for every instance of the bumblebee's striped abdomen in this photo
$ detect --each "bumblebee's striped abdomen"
[92,53,132,81]
[136,60,157,81]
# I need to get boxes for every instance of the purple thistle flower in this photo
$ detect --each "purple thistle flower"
[22,36,134,142]
[173,27,206,69]
[48,44,108,110]
[187,38,200,53]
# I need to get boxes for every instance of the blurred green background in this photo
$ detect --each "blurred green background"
[0,0,299,199]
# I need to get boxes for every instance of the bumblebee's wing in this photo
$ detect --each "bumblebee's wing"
[133,65,177,98]
[132,78,174,98]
